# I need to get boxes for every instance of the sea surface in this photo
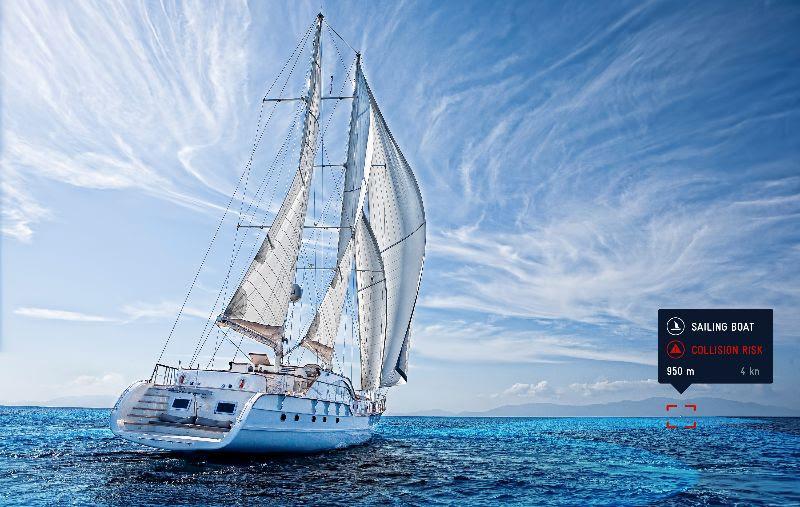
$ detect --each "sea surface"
[0,407,798,506]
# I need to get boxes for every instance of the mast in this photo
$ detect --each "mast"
[218,14,324,366]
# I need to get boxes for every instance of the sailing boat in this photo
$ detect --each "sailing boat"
[110,14,425,453]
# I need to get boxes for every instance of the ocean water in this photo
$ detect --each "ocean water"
[0,408,798,506]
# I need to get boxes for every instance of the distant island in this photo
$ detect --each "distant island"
[395,397,800,417]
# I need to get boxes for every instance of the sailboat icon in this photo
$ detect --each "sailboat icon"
[667,317,685,336]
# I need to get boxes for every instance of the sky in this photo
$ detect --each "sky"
[2,0,799,414]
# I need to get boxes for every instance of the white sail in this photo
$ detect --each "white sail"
[299,239,354,366]
[220,16,323,357]
[336,62,372,261]
[354,211,387,391]
[300,70,374,364]
[364,86,426,387]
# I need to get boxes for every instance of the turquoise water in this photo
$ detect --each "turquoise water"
[0,407,798,505]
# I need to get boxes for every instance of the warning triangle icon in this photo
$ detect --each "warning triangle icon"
[670,343,682,354]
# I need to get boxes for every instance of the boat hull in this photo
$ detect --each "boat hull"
[110,381,380,454]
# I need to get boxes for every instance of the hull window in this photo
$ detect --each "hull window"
[294,414,300,421]
[171,398,191,410]
[215,402,236,414]
[280,413,287,421]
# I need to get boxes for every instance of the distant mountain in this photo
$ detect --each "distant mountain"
[400,397,800,417]
[3,395,797,417]
[1,394,116,409]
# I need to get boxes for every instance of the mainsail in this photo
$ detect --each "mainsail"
[219,15,323,359]
[299,62,372,365]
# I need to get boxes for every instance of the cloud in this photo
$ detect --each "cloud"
[70,372,125,387]
[121,301,209,322]
[412,320,655,366]
[14,307,115,323]
[499,381,553,398]
[14,301,209,324]
[568,379,659,397]
[1,0,260,241]
[65,372,128,396]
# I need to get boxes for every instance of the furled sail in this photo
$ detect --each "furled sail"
[336,62,372,261]
[364,85,426,387]
[219,16,323,358]
[354,211,387,391]
[299,239,353,366]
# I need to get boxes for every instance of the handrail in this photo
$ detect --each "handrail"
[148,363,353,401]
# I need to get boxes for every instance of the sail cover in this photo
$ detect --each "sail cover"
[364,85,426,387]
[220,18,323,355]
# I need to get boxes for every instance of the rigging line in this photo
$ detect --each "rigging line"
[324,20,358,55]
[190,42,312,368]
[156,22,307,366]
[325,24,350,75]
[285,56,355,354]
[190,51,309,369]
[182,24,314,368]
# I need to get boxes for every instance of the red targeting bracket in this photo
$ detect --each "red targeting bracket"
[665,403,697,430]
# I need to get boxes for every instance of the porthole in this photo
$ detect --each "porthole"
[215,402,236,414]
[323,417,327,422]
[294,414,300,421]
[312,416,317,422]
[171,398,191,410]
[336,417,340,423]
[280,413,286,421]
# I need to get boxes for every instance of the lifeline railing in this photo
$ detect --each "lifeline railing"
[148,364,358,407]
[150,363,180,385]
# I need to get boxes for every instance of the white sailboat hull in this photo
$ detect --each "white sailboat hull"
[110,373,381,454]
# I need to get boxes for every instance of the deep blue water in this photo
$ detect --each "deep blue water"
[0,408,798,506]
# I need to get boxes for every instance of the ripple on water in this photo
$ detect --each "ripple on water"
[1,408,799,505]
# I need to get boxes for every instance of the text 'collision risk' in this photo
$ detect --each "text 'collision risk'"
[658,309,773,394]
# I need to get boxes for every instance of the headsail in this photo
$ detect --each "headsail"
[219,15,324,360]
